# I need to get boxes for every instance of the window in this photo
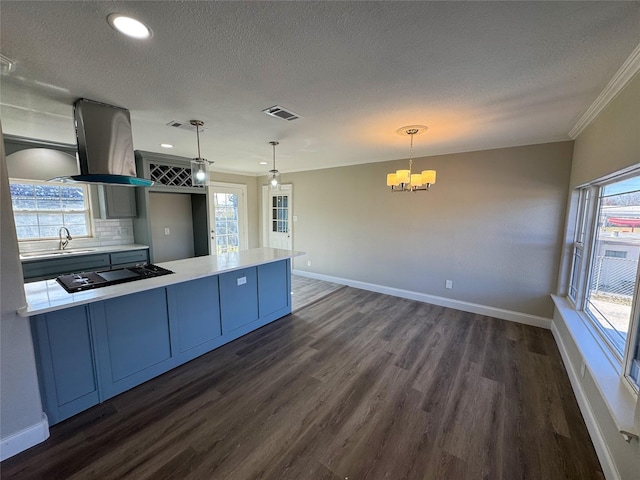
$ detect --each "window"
[568,174,640,389]
[272,195,288,233]
[569,188,590,302]
[209,182,248,255]
[213,192,240,254]
[9,179,92,240]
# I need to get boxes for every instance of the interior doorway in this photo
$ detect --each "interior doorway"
[208,182,248,255]
[262,184,293,250]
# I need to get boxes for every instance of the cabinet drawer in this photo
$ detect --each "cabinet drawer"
[23,253,111,280]
[110,249,148,266]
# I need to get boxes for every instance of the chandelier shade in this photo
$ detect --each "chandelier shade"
[387,125,436,192]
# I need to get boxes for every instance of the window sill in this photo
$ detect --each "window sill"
[551,294,638,441]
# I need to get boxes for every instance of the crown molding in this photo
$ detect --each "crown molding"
[569,42,640,139]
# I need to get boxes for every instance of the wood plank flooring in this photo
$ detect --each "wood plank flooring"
[1,287,603,480]
[291,274,343,312]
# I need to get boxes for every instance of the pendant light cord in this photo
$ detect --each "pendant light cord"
[196,125,202,159]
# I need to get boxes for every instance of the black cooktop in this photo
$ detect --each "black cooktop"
[56,264,174,293]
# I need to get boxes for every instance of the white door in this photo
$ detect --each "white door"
[208,182,248,255]
[263,184,292,250]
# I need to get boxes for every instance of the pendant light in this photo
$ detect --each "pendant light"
[268,141,280,189]
[386,125,436,192]
[190,120,213,186]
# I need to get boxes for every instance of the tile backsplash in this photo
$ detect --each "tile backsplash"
[92,218,136,244]
[19,218,136,253]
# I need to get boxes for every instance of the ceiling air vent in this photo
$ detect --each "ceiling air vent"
[262,105,301,121]
[166,120,206,132]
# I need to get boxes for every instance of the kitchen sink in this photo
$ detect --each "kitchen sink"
[20,249,97,259]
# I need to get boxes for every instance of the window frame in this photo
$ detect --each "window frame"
[567,172,640,392]
[9,178,93,242]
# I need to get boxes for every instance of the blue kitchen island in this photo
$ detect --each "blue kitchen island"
[19,248,303,425]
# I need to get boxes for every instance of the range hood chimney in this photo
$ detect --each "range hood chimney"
[50,99,153,186]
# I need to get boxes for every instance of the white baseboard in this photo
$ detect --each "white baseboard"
[550,323,620,480]
[0,413,49,461]
[292,269,552,329]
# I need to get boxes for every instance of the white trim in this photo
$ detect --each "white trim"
[261,185,268,247]
[550,322,622,480]
[292,269,551,329]
[0,413,49,461]
[551,295,638,432]
[569,43,640,139]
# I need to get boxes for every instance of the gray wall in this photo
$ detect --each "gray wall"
[0,127,47,454]
[555,73,640,479]
[148,192,195,263]
[276,141,573,319]
[570,73,640,188]
[6,148,78,180]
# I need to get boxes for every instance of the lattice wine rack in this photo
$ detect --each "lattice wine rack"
[148,163,204,188]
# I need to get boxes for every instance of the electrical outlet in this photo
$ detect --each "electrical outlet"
[446,280,453,289]
[237,276,247,286]
[307,260,312,266]
[164,227,170,235]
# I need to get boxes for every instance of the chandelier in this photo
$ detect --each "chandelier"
[386,125,436,192]
[190,120,214,186]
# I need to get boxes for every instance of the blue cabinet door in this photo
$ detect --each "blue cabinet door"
[167,276,222,362]
[219,267,259,333]
[258,260,290,316]
[31,306,99,425]
[90,288,175,399]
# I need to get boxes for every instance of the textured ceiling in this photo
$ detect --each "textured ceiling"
[1,1,639,175]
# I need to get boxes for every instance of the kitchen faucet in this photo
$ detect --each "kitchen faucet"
[59,226,72,250]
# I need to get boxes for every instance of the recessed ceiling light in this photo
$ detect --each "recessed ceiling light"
[160,143,174,149]
[259,161,268,165]
[107,13,152,39]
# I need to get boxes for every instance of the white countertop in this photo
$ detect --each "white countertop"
[19,248,304,317]
[20,244,149,262]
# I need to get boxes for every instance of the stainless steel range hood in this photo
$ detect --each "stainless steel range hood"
[50,99,153,186]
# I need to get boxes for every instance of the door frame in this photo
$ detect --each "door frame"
[209,182,249,253]
[262,184,293,248]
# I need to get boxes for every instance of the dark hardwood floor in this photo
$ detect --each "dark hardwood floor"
[1,287,603,480]
[291,274,344,312]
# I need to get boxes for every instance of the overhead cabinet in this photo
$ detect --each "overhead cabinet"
[97,185,137,219]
